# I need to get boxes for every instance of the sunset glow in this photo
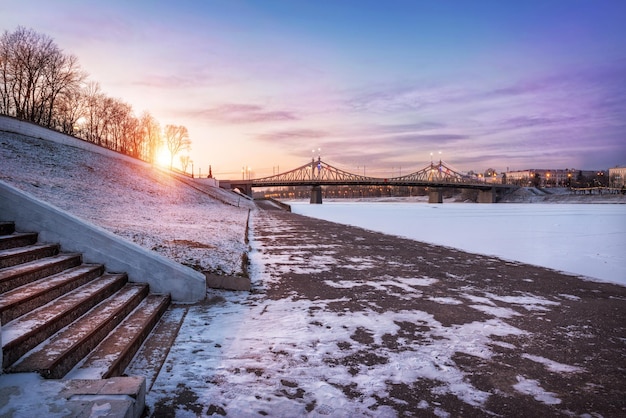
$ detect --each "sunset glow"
[2,1,625,177]
[155,147,171,168]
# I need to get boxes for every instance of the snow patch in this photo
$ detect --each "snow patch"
[522,354,584,373]
[513,375,562,405]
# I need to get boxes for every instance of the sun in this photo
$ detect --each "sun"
[155,147,171,167]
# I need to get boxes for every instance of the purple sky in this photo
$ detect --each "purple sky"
[3,1,625,177]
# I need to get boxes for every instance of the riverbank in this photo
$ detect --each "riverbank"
[294,187,626,204]
[499,187,626,203]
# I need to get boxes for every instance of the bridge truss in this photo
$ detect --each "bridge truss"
[253,158,374,186]
[251,158,489,188]
[395,160,478,184]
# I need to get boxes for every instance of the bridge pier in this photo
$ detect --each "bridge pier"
[477,188,496,203]
[428,188,443,204]
[310,185,323,204]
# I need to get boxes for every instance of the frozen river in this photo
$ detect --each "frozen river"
[290,201,626,286]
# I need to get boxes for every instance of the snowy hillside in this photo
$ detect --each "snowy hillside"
[0,131,252,276]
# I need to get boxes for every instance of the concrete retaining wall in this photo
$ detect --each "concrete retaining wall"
[204,272,251,291]
[0,180,205,302]
[195,177,220,188]
[265,197,292,212]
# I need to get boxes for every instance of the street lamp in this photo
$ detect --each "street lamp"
[190,160,194,178]
[567,171,572,187]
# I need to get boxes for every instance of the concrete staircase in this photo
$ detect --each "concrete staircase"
[0,221,171,416]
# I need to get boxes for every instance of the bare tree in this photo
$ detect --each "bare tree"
[0,27,52,120]
[0,26,192,165]
[53,82,86,135]
[0,34,11,115]
[180,155,190,174]
[139,111,161,163]
[106,98,133,152]
[122,112,142,158]
[0,27,84,126]
[41,52,85,128]
[164,124,191,169]
[82,82,108,145]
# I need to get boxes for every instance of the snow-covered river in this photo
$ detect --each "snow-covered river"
[290,202,626,286]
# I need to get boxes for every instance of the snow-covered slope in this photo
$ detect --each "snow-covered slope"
[0,130,252,275]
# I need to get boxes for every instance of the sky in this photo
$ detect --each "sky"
[2,0,626,178]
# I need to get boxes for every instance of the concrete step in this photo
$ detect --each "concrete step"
[9,283,149,379]
[0,222,15,235]
[68,293,171,380]
[125,305,188,391]
[0,373,146,418]
[0,221,168,417]
[0,243,59,269]
[0,263,105,324]
[1,273,127,369]
[0,252,82,293]
[0,231,38,250]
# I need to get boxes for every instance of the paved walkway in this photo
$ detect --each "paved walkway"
[146,202,626,416]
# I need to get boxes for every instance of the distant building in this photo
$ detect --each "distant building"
[609,166,626,187]
[505,169,574,187]
[504,170,533,186]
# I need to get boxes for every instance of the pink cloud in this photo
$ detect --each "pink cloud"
[190,103,298,124]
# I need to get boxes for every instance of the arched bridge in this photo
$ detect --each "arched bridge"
[222,158,517,204]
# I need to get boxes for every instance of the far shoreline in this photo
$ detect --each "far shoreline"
[275,188,626,205]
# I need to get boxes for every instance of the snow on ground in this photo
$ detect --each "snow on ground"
[0,131,252,275]
[289,201,626,285]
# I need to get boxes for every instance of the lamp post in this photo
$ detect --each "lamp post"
[190,160,194,178]
[567,171,572,187]
[311,148,321,178]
